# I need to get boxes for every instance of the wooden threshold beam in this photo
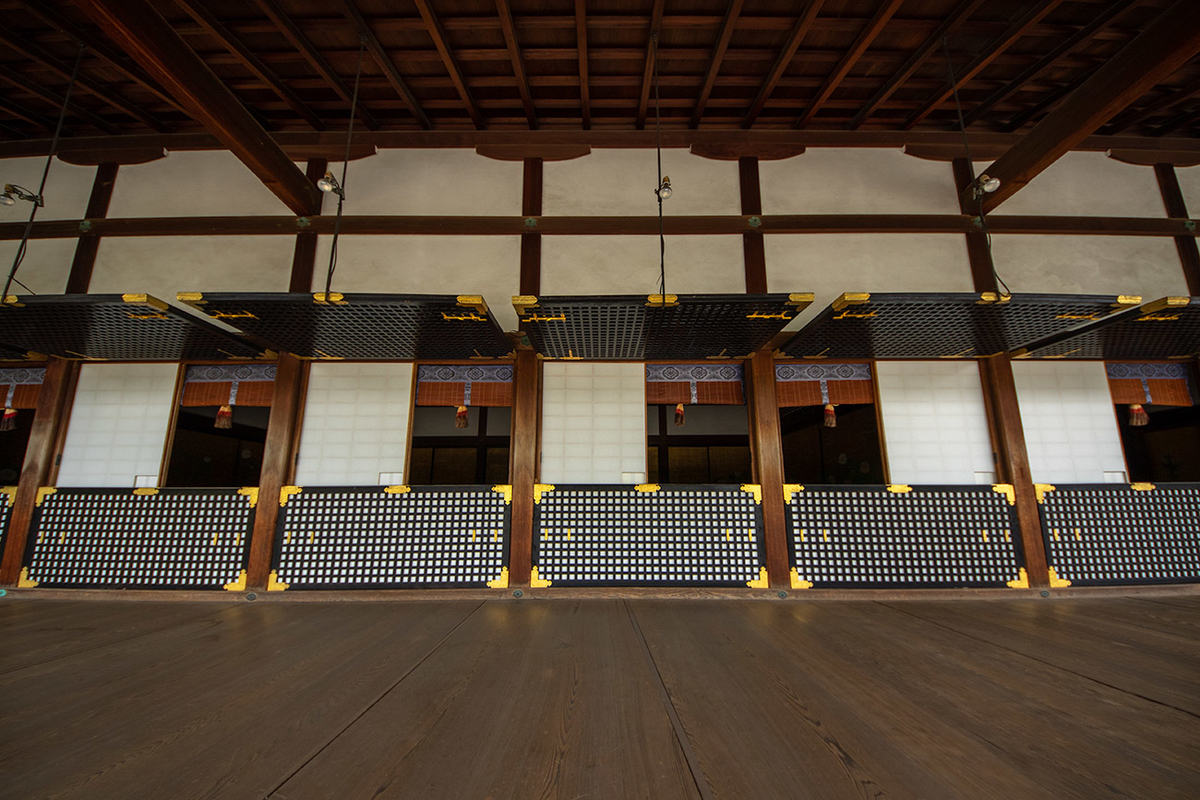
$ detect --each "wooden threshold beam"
[575,0,590,129]
[690,0,744,129]
[412,0,483,129]
[981,0,1200,213]
[635,0,666,130]
[75,0,320,215]
[496,0,537,129]
[339,0,431,130]
[743,0,824,128]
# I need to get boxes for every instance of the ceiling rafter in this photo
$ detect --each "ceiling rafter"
[794,0,901,130]
[411,0,484,129]
[742,0,824,129]
[1003,71,1085,132]
[1106,73,1200,134]
[496,0,537,129]
[174,0,326,131]
[338,0,432,130]
[962,0,1140,129]
[902,0,1066,130]
[0,64,121,135]
[689,0,744,129]
[635,0,666,130]
[1151,103,1200,136]
[252,0,380,131]
[575,0,590,129]
[0,95,59,132]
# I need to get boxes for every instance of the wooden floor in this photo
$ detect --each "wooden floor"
[2,596,1199,799]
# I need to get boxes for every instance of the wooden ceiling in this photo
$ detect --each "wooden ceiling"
[0,0,1198,141]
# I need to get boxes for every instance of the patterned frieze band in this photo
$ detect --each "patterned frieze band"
[775,363,872,405]
[1105,362,1189,404]
[645,364,744,404]
[185,364,277,405]
[0,366,45,408]
[417,364,513,406]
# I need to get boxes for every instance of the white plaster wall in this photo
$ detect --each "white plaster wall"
[761,150,959,214]
[544,150,740,215]
[875,362,994,484]
[294,363,413,486]
[1012,361,1127,484]
[765,234,974,328]
[541,362,645,483]
[329,149,521,215]
[0,238,77,294]
[107,151,297,217]
[989,235,1188,300]
[0,157,96,220]
[57,363,176,487]
[90,236,293,299]
[311,235,521,331]
[978,153,1164,218]
[542,235,746,296]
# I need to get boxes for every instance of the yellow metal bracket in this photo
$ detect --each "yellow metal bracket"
[133,487,158,496]
[17,567,38,588]
[1034,484,1055,504]
[886,485,912,494]
[646,294,678,307]
[441,312,487,322]
[790,568,813,589]
[783,484,804,505]
[492,484,513,504]
[487,567,509,589]
[1048,567,1072,588]
[0,486,15,507]
[635,484,660,493]
[530,566,552,587]
[533,484,556,504]
[524,313,566,322]
[746,568,769,588]
[787,293,815,308]
[237,487,259,507]
[831,292,870,311]
[1140,296,1189,314]
[1113,295,1142,307]
[456,295,489,315]
[512,295,539,315]
[1006,568,1030,589]
[35,486,56,507]
[992,484,1016,506]
[740,484,762,504]
[267,570,289,592]
[280,485,302,506]
[121,293,169,311]
[746,312,791,320]
[223,570,248,592]
[384,485,410,495]
[1129,482,1155,492]
[312,292,346,305]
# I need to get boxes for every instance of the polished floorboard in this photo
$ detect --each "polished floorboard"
[1,596,1198,799]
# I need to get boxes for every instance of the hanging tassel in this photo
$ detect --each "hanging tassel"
[674,402,685,426]
[455,405,469,429]
[0,408,16,432]
[1128,403,1149,427]
[215,404,233,429]
[823,403,837,428]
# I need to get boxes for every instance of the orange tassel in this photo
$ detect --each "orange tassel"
[0,408,15,432]
[215,405,233,429]
[1129,403,1149,426]
[674,402,685,426]
[823,403,836,428]
[455,405,469,428]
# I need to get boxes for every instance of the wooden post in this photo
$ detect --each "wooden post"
[953,158,1049,588]
[746,350,788,587]
[289,158,327,292]
[0,358,78,585]
[245,352,305,589]
[739,156,767,293]
[65,162,119,293]
[1153,163,1200,295]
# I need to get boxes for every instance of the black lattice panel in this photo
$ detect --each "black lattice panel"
[0,486,14,562]
[1039,484,1200,586]
[179,293,512,360]
[787,485,1024,588]
[1020,298,1200,359]
[23,488,255,589]
[778,293,1131,360]
[273,486,511,589]
[531,485,765,586]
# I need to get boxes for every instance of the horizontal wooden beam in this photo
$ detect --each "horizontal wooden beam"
[4,213,1197,240]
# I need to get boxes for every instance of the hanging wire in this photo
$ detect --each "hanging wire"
[652,32,666,302]
[944,36,1011,297]
[3,45,84,299]
[324,35,366,300]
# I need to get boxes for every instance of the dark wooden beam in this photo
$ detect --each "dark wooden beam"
[65,162,118,293]
[1155,162,1200,294]
[962,0,1138,128]
[0,358,78,586]
[743,0,824,128]
[981,0,1200,213]
[521,157,542,295]
[690,0,744,129]
[0,65,121,135]
[339,0,431,129]
[174,0,327,131]
[252,0,380,131]
[575,0,590,129]
[952,159,1000,296]
[846,0,986,130]
[1150,104,1200,137]
[635,0,667,130]
[1106,74,1200,135]
[508,347,539,587]
[246,352,306,590]
[739,156,766,292]
[412,0,483,129]
[496,0,537,129]
[903,0,1065,130]
[794,0,902,129]
[746,350,788,588]
[476,144,590,161]
[75,0,320,215]
[289,159,327,293]
[1001,70,1083,133]
[0,25,172,133]
[0,95,58,132]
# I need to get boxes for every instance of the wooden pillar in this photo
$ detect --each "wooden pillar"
[1153,163,1200,295]
[0,358,79,585]
[739,156,767,293]
[246,352,305,589]
[289,158,327,292]
[520,157,542,295]
[746,350,788,587]
[66,162,119,293]
[953,158,1049,588]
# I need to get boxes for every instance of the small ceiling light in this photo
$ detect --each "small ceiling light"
[656,175,672,200]
[979,174,1001,193]
[0,192,14,206]
[1,184,43,207]
[316,171,342,196]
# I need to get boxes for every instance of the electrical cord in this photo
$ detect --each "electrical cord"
[653,32,666,302]
[324,35,366,300]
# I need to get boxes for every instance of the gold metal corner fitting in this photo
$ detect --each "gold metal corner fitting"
[487,567,510,589]
[1140,296,1190,315]
[530,566,552,588]
[384,485,410,495]
[790,569,813,589]
[1006,568,1030,589]
[34,486,56,507]
[312,292,346,305]
[121,293,169,311]
[176,291,205,304]
[17,567,38,588]
[976,292,1011,304]
[237,487,259,507]
[533,484,556,504]
[491,484,513,504]
[886,484,912,494]
[267,570,289,592]
[646,294,679,307]
[635,483,660,493]
[223,570,248,592]
[740,484,763,504]
[456,295,489,315]
[279,485,302,506]
[512,295,539,315]
[831,292,870,311]
[783,484,804,505]
[1113,295,1141,307]
[787,293,815,308]
[1129,482,1155,492]
[1048,567,1072,588]
[992,484,1016,506]
[0,486,15,507]
[1034,484,1056,504]
[747,568,770,589]
[133,487,158,496]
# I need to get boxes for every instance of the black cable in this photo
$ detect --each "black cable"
[324,35,366,300]
[943,36,1011,297]
[3,45,84,299]
[653,32,666,302]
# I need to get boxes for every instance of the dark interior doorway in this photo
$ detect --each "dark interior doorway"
[780,404,886,485]
[0,409,34,485]
[163,406,269,487]
[646,404,752,484]
[1116,404,1200,482]
[408,406,511,485]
